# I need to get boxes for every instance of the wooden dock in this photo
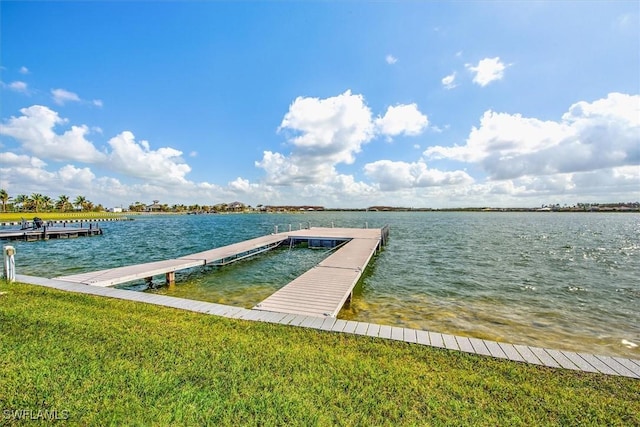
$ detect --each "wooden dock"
[254,227,386,317]
[53,225,388,316]
[0,224,103,241]
[55,233,289,287]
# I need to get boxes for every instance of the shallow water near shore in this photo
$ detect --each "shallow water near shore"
[6,211,639,358]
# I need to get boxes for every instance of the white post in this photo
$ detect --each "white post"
[3,245,16,283]
[289,224,292,232]
[365,221,368,229]
[274,225,278,234]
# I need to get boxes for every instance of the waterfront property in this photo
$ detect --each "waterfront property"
[5,212,639,361]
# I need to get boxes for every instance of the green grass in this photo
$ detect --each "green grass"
[1,282,638,426]
[0,212,130,222]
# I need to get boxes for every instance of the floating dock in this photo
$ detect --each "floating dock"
[254,227,386,317]
[54,225,389,319]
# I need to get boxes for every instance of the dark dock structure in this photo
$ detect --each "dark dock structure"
[0,221,103,241]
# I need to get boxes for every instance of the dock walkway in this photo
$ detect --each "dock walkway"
[14,274,640,379]
[254,227,384,317]
[54,226,387,319]
[55,233,289,287]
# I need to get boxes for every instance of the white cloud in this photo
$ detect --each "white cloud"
[425,93,639,180]
[385,54,398,64]
[58,164,96,187]
[441,72,457,89]
[261,90,375,186]
[466,57,508,87]
[8,81,28,93]
[0,152,46,168]
[375,104,429,137]
[260,91,430,188]
[279,90,374,163]
[92,99,103,108]
[106,131,191,184]
[0,105,106,163]
[51,88,81,105]
[19,66,30,74]
[364,159,473,191]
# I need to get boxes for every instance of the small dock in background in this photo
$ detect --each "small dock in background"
[54,225,389,319]
[0,223,103,241]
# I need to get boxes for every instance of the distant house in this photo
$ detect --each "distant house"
[228,201,245,212]
[146,202,163,212]
[109,207,123,213]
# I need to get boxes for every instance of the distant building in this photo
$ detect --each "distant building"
[109,207,123,213]
[146,202,163,212]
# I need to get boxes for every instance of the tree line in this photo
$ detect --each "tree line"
[0,189,102,213]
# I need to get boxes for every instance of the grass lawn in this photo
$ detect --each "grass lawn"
[1,282,638,426]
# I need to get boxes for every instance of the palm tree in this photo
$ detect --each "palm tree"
[13,194,28,212]
[0,189,10,212]
[42,195,53,212]
[74,195,87,211]
[30,193,44,213]
[57,195,71,212]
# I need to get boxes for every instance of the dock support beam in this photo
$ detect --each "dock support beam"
[166,271,175,286]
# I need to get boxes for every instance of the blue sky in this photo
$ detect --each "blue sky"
[1,1,638,208]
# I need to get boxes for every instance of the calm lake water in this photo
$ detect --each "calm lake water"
[6,211,639,358]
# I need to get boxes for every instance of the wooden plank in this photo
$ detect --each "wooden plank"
[578,354,628,376]
[319,317,337,331]
[365,323,381,337]
[415,330,430,345]
[561,352,599,373]
[498,343,525,362]
[403,328,417,344]
[429,332,444,348]
[391,326,404,341]
[545,349,579,370]
[442,334,459,351]
[513,345,543,365]
[331,319,348,332]
[612,357,640,378]
[342,321,359,334]
[276,313,298,325]
[456,336,475,353]
[529,347,561,368]
[354,322,369,335]
[378,325,392,339]
[483,341,508,359]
